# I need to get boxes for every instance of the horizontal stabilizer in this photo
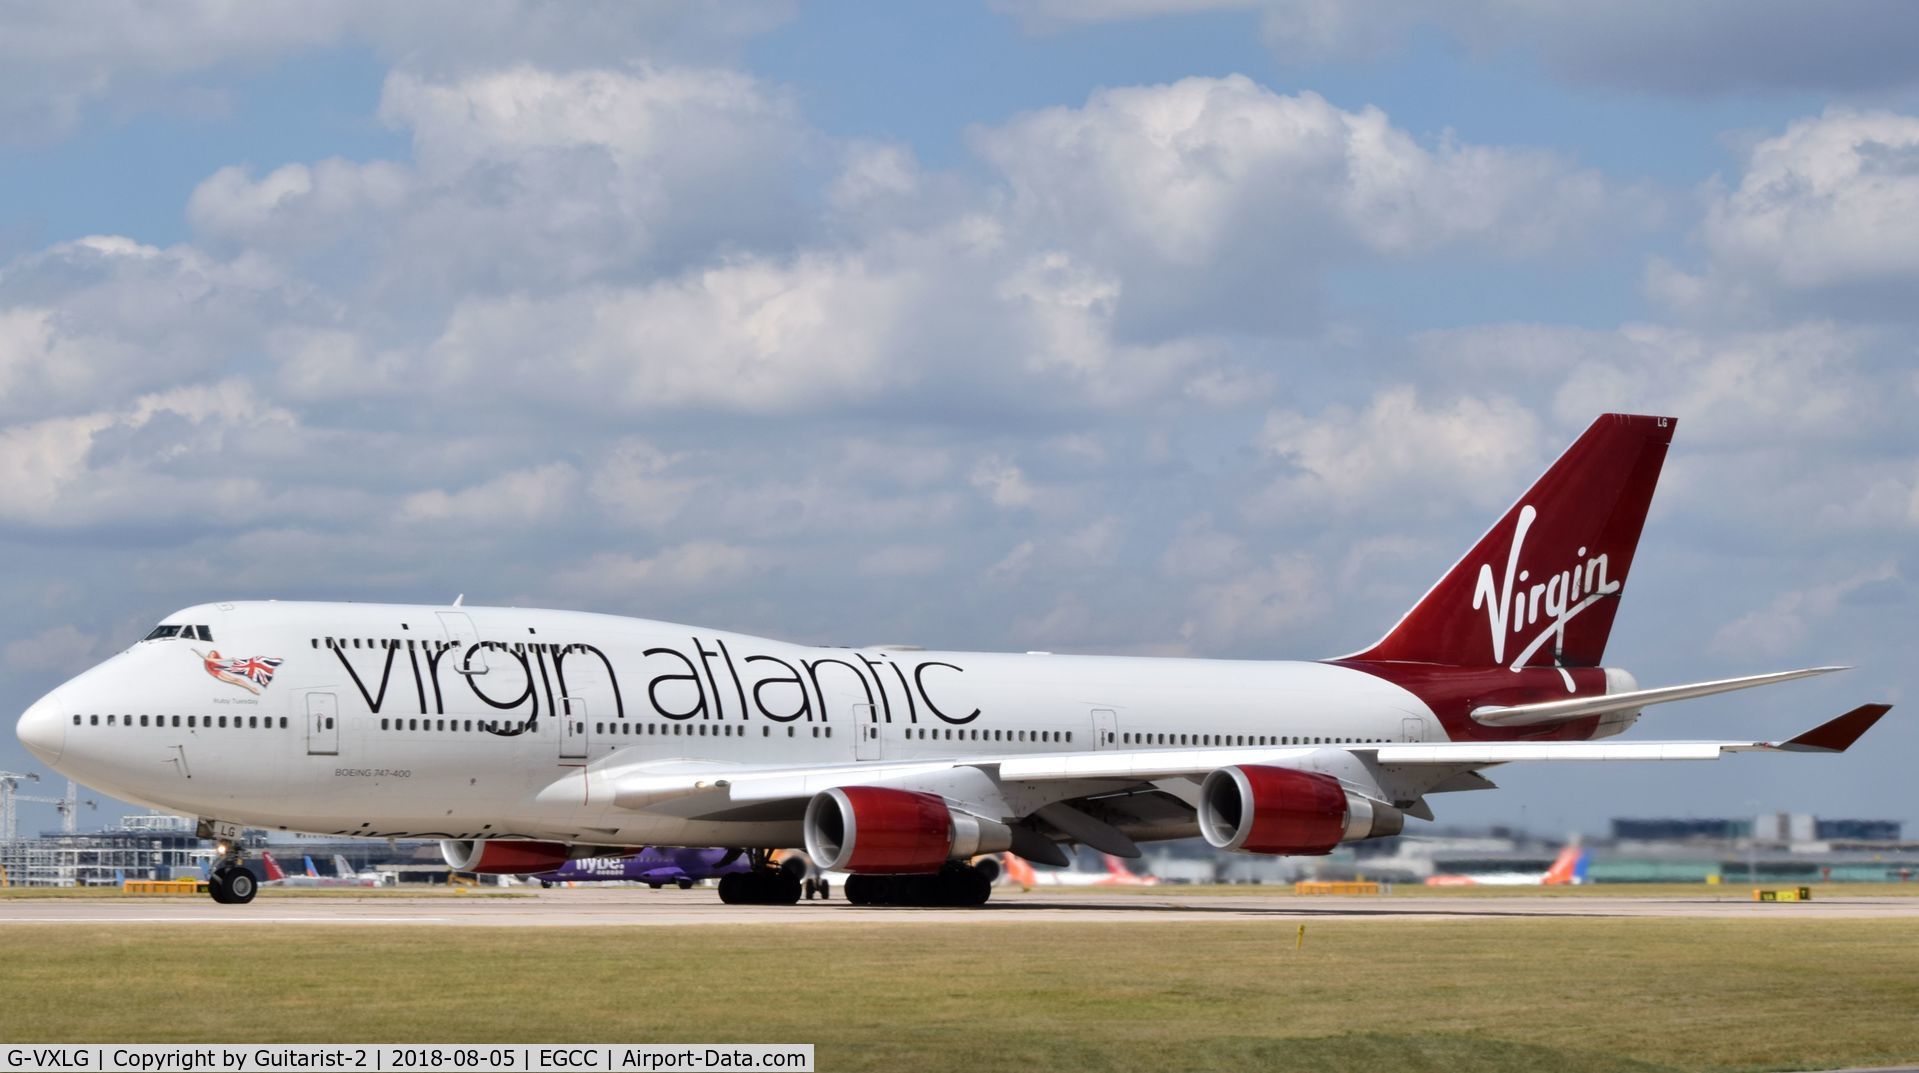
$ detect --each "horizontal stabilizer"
[1471,666,1845,727]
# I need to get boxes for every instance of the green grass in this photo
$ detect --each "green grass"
[4,919,1915,1072]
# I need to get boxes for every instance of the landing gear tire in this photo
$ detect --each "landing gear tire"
[224,865,258,904]
[209,865,257,905]
[717,869,801,905]
[841,864,991,907]
[676,878,694,890]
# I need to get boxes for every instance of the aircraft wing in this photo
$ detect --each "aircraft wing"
[599,703,1888,822]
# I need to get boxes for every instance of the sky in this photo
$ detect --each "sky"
[2,0,1916,839]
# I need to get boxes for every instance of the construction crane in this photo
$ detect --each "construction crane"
[0,772,93,840]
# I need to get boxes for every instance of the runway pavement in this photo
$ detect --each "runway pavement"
[7,886,1919,926]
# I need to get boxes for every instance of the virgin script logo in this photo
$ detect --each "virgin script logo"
[1471,505,1619,670]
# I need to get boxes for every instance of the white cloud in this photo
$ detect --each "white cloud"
[976,77,1616,266]
[553,542,770,599]
[970,458,1038,509]
[0,381,303,528]
[1710,564,1902,661]
[1413,320,1895,446]
[427,250,918,414]
[857,545,947,578]
[189,65,810,297]
[1655,109,1919,319]
[3,624,106,674]
[1254,387,1547,519]
[996,1,1919,95]
[1159,516,1248,580]
[1176,552,1325,653]
[400,463,581,527]
[588,441,702,531]
[0,2,795,143]
[0,236,299,419]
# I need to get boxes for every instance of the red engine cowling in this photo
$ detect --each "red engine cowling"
[1197,765,1403,855]
[803,787,1012,874]
[439,839,575,875]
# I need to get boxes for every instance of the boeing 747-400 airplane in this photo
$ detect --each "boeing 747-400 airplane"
[15,414,1890,907]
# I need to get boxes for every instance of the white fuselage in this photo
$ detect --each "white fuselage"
[23,601,1443,848]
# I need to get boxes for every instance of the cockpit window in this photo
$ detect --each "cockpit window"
[143,624,213,642]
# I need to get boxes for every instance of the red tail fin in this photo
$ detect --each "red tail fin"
[261,852,285,882]
[1542,845,1586,885]
[1348,414,1674,669]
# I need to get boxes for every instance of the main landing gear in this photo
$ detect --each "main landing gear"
[843,862,993,907]
[716,850,802,905]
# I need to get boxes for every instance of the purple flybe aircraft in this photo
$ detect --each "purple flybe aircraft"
[531,847,750,889]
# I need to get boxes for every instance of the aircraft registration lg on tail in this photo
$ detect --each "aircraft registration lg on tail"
[14,414,1891,908]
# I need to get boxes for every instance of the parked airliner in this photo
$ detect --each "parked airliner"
[14,414,1889,907]
[529,846,749,889]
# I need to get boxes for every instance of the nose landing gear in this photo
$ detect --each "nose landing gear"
[208,862,259,904]
[196,819,259,905]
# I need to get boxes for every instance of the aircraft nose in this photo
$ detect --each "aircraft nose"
[17,689,67,767]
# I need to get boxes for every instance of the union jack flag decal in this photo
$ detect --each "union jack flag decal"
[198,650,283,695]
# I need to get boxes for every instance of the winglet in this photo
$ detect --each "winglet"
[1776,704,1891,753]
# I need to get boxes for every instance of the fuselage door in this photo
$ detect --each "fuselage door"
[436,611,487,675]
[853,702,879,761]
[306,692,340,756]
[1091,708,1118,750]
[561,696,588,761]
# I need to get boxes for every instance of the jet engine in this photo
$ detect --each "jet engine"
[439,839,576,875]
[1196,765,1403,855]
[803,787,1013,874]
